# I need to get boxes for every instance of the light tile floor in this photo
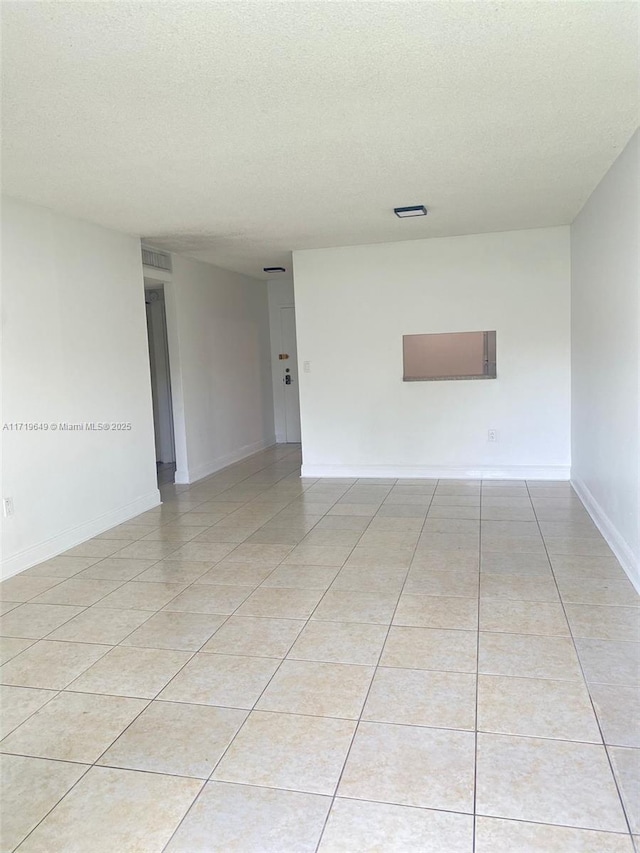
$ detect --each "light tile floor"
[1,444,639,852]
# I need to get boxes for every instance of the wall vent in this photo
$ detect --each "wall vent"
[142,246,172,272]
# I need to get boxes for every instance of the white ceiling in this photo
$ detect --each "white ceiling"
[2,1,638,280]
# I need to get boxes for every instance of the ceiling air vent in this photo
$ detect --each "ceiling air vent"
[141,246,172,272]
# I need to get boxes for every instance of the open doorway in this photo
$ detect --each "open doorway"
[145,284,176,485]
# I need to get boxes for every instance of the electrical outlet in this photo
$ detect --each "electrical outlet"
[303,361,311,373]
[487,429,498,443]
[3,498,14,518]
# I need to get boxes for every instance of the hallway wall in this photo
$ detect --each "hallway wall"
[1,197,160,578]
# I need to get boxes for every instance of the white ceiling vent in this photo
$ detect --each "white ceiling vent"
[141,246,172,272]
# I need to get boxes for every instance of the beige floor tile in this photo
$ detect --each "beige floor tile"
[23,555,102,578]
[167,541,238,563]
[357,530,419,548]
[375,504,428,518]
[478,674,601,741]
[311,590,399,625]
[394,594,478,630]
[244,528,308,545]
[16,766,202,853]
[339,721,475,811]
[64,539,134,559]
[47,607,151,644]
[609,747,640,834]
[331,566,408,594]
[480,573,559,602]
[576,638,640,686]
[432,495,480,507]
[367,516,424,532]
[0,685,57,739]
[550,554,624,577]
[140,525,208,542]
[545,537,614,557]
[313,515,371,531]
[190,525,255,543]
[565,604,640,641]
[590,684,640,747]
[328,504,378,517]
[162,584,251,615]
[481,520,540,538]
[212,710,355,795]
[133,561,211,584]
[481,506,537,522]
[482,538,546,557]
[0,601,19,615]
[171,511,228,526]
[166,781,331,853]
[298,528,363,547]
[423,518,479,535]
[1,690,146,762]
[69,645,191,699]
[476,733,627,831]
[0,637,35,665]
[429,504,481,520]
[30,577,124,607]
[480,551,550,575]
[97,522,161,540]
[0,575,63,603]
[114,541,182,560]
[0,603,85,639]
[363,667,476,729]
[480,598,569,635]
[261,564,340,589]
[475,816,634,853]
[557,576,640,607]
[479,632,583,680]
[410,551,479,572]
[121,611,225,650]
[0,640,109,689]
[158,652,279,708]
[381,626,477,672]
[226,543,294,564]
[78,557,157,581]
[235,587,324,619]
[288,620,387,665]
[417,534,479,553]
[196,561,276,586]
[404,570,479,597]
[98,701,246,778]
[282,544,353,567]
[98,581,186,611]
[257,659,374,719]
[318,798,474,853]
[202,616,304,658]
[0,755,87,853]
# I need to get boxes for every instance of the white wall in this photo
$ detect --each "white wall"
[571,130,639,587]
[293,227,571,479]
[1,197,160,578]
[168,255,275,483]
[267,279,296,442]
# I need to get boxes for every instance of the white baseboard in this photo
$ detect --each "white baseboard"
[571,476,640,594]
[1,489,161,580]
[175,438,277,485]
[301,464,571,481]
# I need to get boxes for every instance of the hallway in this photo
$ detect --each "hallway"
[0,446,638,852]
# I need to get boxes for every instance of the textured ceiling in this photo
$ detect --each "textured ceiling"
[2,1,638,280]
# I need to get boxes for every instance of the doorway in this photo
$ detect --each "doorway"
[279,306,302,443]
[145,285,176,484]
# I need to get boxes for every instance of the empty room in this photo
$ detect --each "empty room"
[0,1,639,851]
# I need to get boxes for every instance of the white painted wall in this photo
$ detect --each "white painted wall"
[293,227,571,479]
[267,279,296,442]
[168,254,275,483]
[1,197,160,578]
[571,130,639,587]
